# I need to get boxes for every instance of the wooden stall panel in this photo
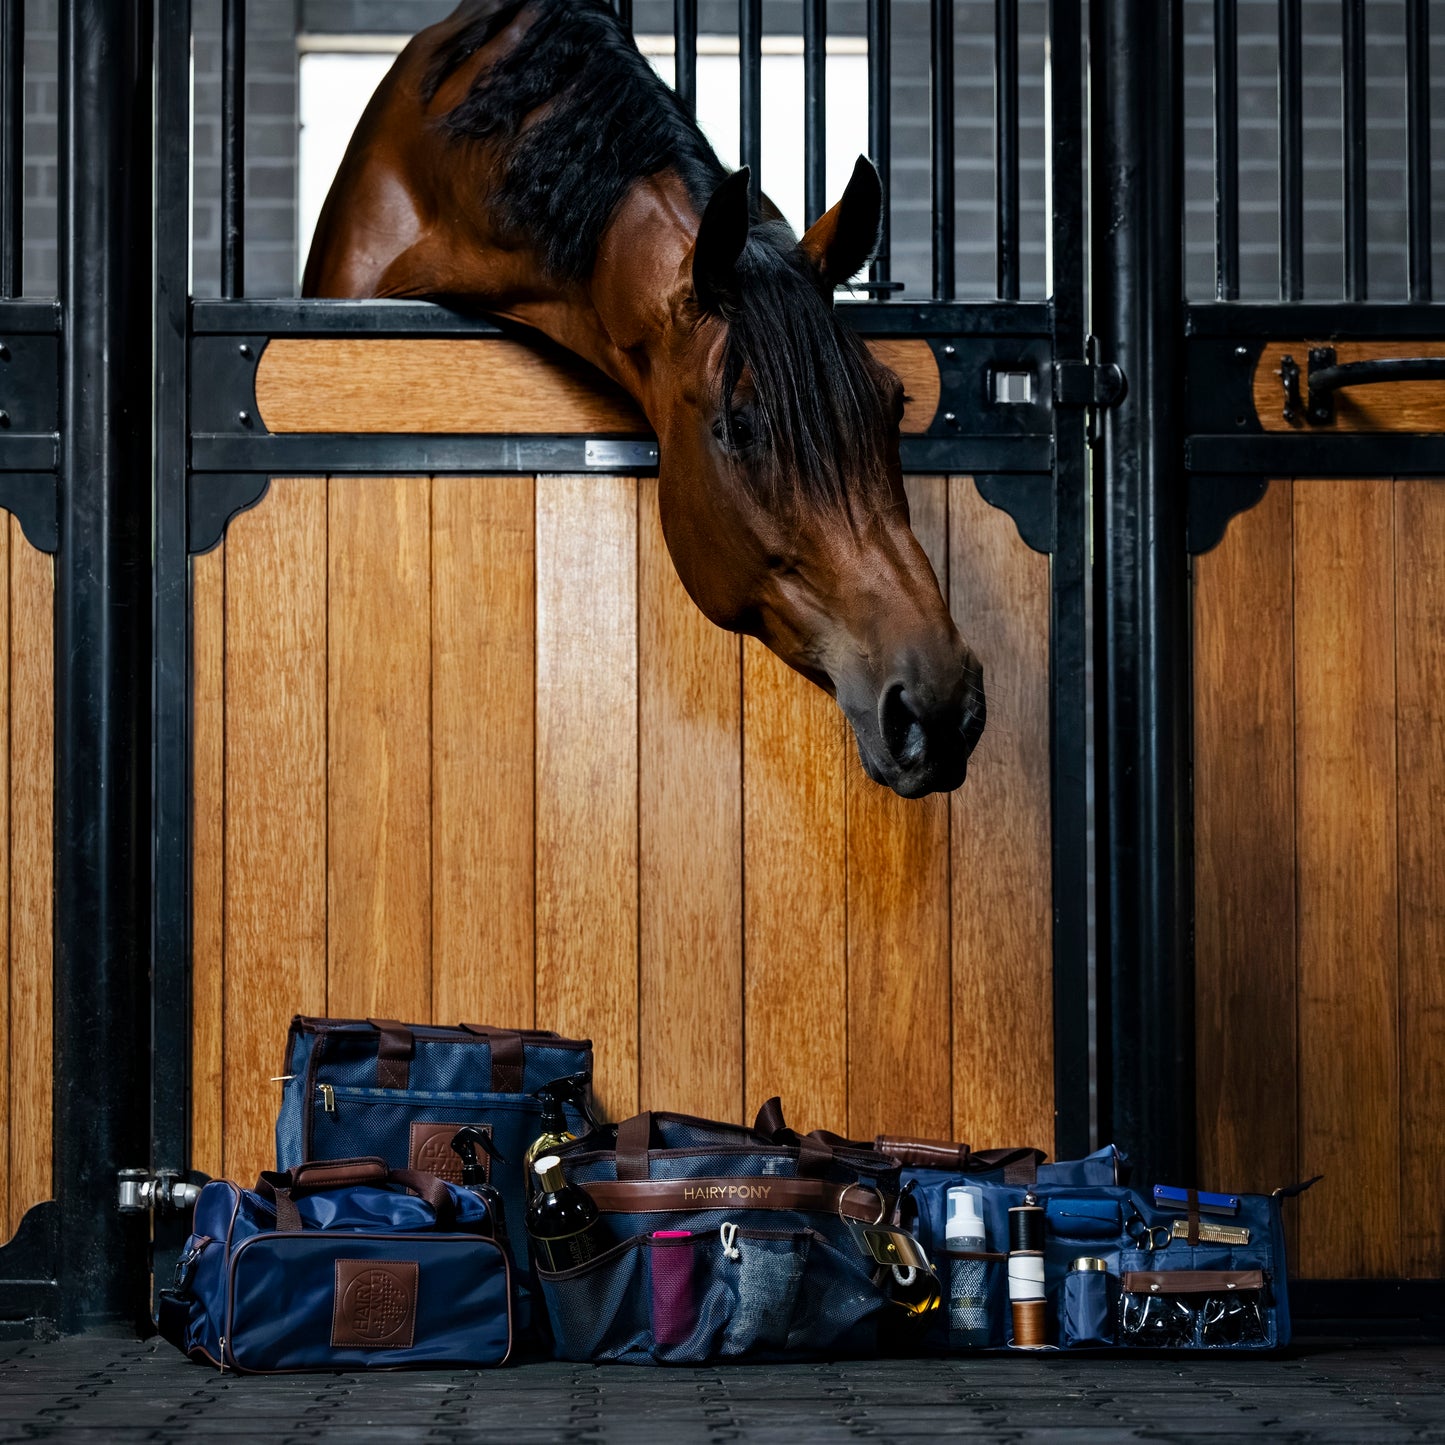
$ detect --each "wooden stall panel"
[1394,479,1445,1278]
[223,479,328,1179]
[638,478,743,1121]
[328,478,433,1023]
[535,475,639,1119]
[190,546,225,1182]
[948,479,1053,1151]
[432,477,536,1029]
[846,477,952,1142]
[1293,480,1399,1278]
[743,641,847,1135]
[255,339,940,436]
[0,521,9,1234]
[8,524,52,1238]
[1193,482,1298,1201]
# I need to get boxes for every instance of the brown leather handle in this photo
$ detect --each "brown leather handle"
[615,1111,654,1180]
[458,1024,525,1093]
[584,1175,894,1223]
[257,1158,457,1232]
[874,1135,973,1171]
[368,1018,413,1090]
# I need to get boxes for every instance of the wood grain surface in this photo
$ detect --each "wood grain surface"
[223,479,328,1179]
[1393,479,1445,1277]
[845,477,952,1142]
[743,638,848,1136]
[638,477,744,1120]
[327,477,433,1022]
[535,475,639,1119]
[1193,482,1298,1204]
[190,546,226,1182]
[947,478,1053,1151]
[1293,479,1399,1278]
[8,523,51,1235]
[0,521,9,1235]
[1253,341,1445,432]
[254,338,941,436]
[431,477,536,1030]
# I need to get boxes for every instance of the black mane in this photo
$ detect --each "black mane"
[427,0,894,507]
[426,0,727,281]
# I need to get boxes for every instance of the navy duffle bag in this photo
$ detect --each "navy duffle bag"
[274,1015,593,1280]
[158,1157,514,1372]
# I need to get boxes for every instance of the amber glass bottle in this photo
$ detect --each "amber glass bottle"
[524,1155,613,1271]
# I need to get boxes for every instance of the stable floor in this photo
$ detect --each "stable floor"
[2,1335,1443,1443]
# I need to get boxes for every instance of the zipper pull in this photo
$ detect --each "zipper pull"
[217,1336,227,1373]
[319,1083,335,1114]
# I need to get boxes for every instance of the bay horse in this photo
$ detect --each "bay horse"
[305,0,985,797]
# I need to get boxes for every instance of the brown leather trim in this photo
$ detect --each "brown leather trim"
[409,1121,489,1184]
[1120,1270,1265,1295]
[368,1018,413,1090]
[456,1024,525,1092]
[331,1258,418,1349]
[614,1113,654,1180]
[583,1176,892,1222]
[288,1158,390,1191]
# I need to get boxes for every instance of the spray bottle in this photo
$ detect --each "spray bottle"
[523,1072,592,1197]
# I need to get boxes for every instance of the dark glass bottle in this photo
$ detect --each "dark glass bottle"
[524,1155,613,1271]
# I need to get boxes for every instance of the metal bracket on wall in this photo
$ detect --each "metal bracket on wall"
[0,1201,60,1340]
[1187,475,1269,555]
[0,472,58,553]
[974,473,1056,555]
[188,473,272,555]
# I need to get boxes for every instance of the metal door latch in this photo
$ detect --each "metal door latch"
[117,1168,201,1215]
[1053,358,1126,410]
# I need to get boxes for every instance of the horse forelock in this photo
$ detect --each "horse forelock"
[717,236,895,514]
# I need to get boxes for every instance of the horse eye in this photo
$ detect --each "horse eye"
[712,410,755,451]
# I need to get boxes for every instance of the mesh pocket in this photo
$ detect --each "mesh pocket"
[537,1235,653,1363]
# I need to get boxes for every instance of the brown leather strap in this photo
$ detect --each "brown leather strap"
[942,1247,1008,1263]
[752,1097,788,1137]
[1121,1269,1264,1295]
[458,1024,525,1093]
[615,1112,654,1180]
[1186,1187,1201,1246]
[256,1158,455,1231]
[289,1157,390,1191]
[583,1175,892,1223]
[368,1018,413,1090]
[875,1135,973,1171]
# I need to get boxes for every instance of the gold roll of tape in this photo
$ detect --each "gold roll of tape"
[1069,1256,1108,1272]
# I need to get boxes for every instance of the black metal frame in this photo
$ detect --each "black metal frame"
[2,0,1442,1337]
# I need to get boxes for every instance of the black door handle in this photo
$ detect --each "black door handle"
[1280,345,1445,425]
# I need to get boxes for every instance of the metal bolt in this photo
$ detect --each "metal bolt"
[0,410,10,429]
[237,409,251,426]
[943,411,957,425]
[238,342,252,358]
[0,342,10,361]
[1234,345,1250,361]
[942,343,957,357]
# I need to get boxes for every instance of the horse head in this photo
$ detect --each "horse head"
[651,159,984,798]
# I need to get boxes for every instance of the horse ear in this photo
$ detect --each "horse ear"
[691,167,752,314]
[798,155,882,290]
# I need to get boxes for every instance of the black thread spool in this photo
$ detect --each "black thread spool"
[1007,1199,1047,1348]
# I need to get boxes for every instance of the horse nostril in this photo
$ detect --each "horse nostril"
[880,681,928,767]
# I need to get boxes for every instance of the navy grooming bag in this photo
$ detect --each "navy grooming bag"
[158,1157,513,1373]
[535,1103,907,1365]
[274,1015,593,1280]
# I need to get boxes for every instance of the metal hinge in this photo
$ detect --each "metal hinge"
[1053,358,1126,410]
[117,1168,201,1215]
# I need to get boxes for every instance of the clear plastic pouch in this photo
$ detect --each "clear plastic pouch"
[1117,1269,1269,1349]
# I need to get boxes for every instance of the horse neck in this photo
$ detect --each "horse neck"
[492,173,700,424]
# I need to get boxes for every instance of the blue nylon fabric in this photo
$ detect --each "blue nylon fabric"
[227,1234,511,1372]
[905,1170,1292,1353]
[161,1176,512,1371]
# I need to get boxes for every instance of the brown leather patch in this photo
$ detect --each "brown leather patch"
[331,1259,418,1349]
[407,1122,488,1184]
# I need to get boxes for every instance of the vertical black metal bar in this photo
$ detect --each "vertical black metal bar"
[1406,0,1431,300]
[1047,0,1092,1161]
[995,0,1019,300]
[616,0,633,34]
[1213,0,1239,300]
[221,0,244,298]
[1278,0,1302,300]
[740,0,762,199]
[674,0,696,114]
[1091,0,1193,1184]
[931,0,955,299]
[152,0,194,1315]
[56,0,152,1329]
[867,0,891,289]
[804,0,826,225]
[1341,0,1366,301]
[0,0,23,298]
